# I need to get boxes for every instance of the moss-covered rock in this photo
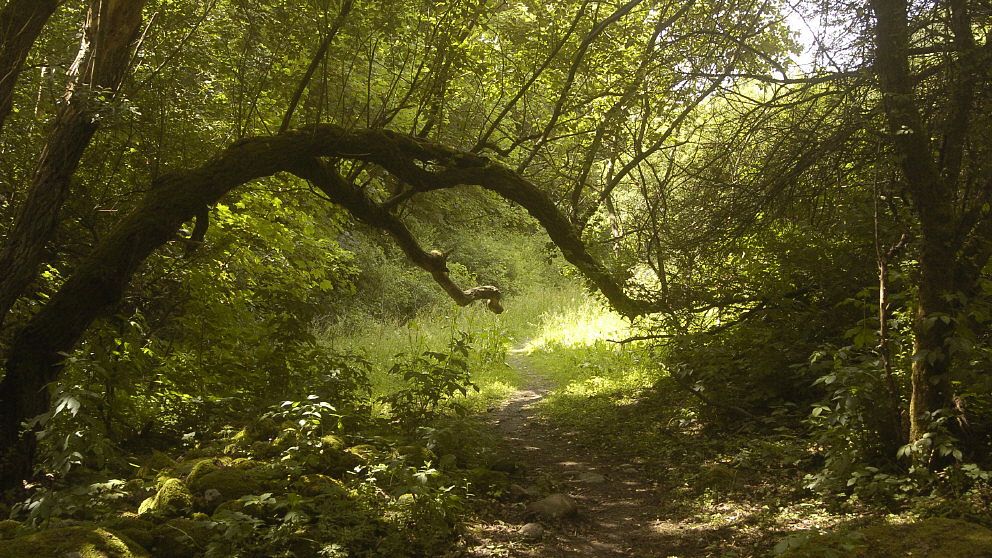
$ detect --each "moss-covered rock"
[102,514,157,550]
[147,517,216,558]
[135,450,177,478]
[294,474,350,498]
[184,458,222,487]
[137,477,193,516]
[187,464,264,503]
[0,519,23,540]
[0,525,150,558]
[775,517,992,557]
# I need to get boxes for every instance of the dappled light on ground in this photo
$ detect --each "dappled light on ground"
[465,331,873,557]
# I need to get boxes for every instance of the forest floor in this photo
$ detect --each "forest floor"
[464,349,704,557]
[467,350,805,558]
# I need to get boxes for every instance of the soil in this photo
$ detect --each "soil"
[463,350,712,558]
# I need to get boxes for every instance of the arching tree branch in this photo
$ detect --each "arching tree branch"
[292,158,503,313]
[0,123,670,486]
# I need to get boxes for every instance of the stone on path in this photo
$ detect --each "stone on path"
[525,493,578,520]
[510,483,542,499]
[575,471,606,483]
[518,522,545,541]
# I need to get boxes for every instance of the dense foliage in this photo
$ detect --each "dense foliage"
[0,0,990,556]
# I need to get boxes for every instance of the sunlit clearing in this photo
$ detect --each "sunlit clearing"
[554,368,656,406]
[522,297,629,352]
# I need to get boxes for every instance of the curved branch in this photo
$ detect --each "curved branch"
[293,158,503,313]
[0,124,664,485]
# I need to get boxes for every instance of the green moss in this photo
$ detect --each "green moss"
[137,477,193,516]
[148,517,215,558]
[0,526,150,558]
[135,450,177,478]
[294,474,350,498]
[102,514,156,550]
[776,518,992,557]
[174,456,230,478]
[0,519,23,540]
[184,458,221,487]
[187,465,264,502]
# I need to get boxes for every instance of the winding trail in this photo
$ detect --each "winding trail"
[465,350,708,557]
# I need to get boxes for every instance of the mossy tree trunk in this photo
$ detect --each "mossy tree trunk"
[870,0,990,446]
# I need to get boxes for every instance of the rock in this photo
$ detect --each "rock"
[135,450,177,478]
[575,471,606,483]
[518,522,544,541]
[525,493,578,521]
[137,477,193,517]
[149,517,215,558]
[0,525,150,558]
[187,465,264,503]
[509,483,542,500]
[294,474,350,498]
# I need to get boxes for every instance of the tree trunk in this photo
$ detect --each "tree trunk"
[0,0,61,134]
[0,0,145,329]
[870,0,977,444]
[909,233,957,441]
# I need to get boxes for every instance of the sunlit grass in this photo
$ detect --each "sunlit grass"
[456,361,520,414]
[521,296,630,352]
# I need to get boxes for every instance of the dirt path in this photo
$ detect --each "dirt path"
[464,350,708,558]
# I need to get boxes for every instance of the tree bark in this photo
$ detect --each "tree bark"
[870,0,985,444]
[0,0,61,134]
[0,0,145,330]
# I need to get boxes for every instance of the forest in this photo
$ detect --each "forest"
[0,0,990,556]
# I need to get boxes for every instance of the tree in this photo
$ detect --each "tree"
[0,0,797,488]
[0,0,62,134]
[869,0,991,444]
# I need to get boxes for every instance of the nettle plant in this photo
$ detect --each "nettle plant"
[380,332,480,427]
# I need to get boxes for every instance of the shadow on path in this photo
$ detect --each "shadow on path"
[464,350,716,558]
